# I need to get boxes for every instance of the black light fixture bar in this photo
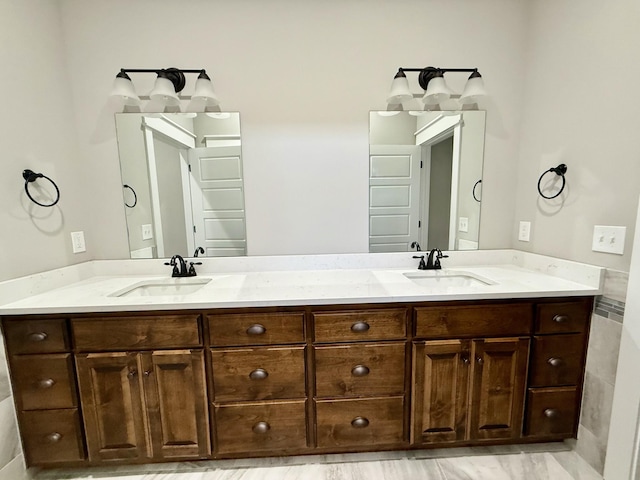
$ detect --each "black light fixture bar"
[398,67,480,90]
[116,67,210,94]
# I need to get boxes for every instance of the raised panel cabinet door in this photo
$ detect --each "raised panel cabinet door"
[76,352,149,461]
[469,337,529,441]
[412,340,470,444]
[141,350,211,459]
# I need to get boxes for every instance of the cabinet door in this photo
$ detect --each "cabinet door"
[469,337,529,441]
[412,340,470,444]
[141,350,210,459]
[76,352,149,461]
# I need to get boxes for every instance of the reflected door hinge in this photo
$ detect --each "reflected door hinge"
[188,164,192,172]
[193,226,196,233]
[420,161,423,168]
[418,221,421,228]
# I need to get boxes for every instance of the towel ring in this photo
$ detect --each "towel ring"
[22,169,60,207]
[472,179,482,202]
[537,164,567,199]
[123,184,137,208]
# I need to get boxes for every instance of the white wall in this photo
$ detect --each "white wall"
[515,0,640,271]
[0,0,88,282]
[58,0,529,259]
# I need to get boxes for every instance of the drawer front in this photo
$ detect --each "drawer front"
[525,387,578,437]
[415,304,532,339]
[529,334,585,387]
[11,354,77,410]
[315,396,405,448]
[208,312,305,346]
[214,400,307,454]
[211,346,306,401]
[313,309,407,343]
[72,315,201,351]
[20,409,85,465]
[315,343,406,397]
[535,300,591,334]
[3,319,69,354]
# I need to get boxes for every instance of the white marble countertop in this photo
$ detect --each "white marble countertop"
[0,250,604,315]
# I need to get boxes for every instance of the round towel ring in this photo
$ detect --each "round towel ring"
[123,184,137,208]
[472,179,482,202]
[537,164,567,200]
[22,169,60,207]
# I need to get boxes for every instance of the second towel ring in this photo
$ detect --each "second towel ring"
[537,164,567,199]
[23,169,60,207]
[123,184,137,208]
[472,179,482,202]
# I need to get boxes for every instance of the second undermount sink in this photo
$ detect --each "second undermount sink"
[110,278,212,297]
[403,271,496,288]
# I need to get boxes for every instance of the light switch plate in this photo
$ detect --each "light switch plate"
[518,221,531,242]
[592,225,626,255]
[142,224,153,240]
[458,217,469,233]
[71,231,86,253]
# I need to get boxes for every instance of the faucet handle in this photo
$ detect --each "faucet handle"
[188,261,202,276]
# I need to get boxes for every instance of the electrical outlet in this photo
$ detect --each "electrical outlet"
[458,217,469,233]
[142,224,153,240]
[592,225,626,255]
[518,221,531,242]
[71,231,86,253]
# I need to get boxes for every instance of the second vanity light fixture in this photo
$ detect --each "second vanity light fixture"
[387,67,487,107]
[110,67,220,112]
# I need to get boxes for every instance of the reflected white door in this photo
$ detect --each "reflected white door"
[369,145,421,252]
[188,146,247,257]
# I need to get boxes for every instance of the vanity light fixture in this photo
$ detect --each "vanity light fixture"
[387,67,487,107]
[109,67,220,112]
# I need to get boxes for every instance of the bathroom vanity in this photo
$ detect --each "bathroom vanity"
[0,251,602,468]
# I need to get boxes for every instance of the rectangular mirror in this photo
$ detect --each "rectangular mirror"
[369,111,486,253]
[115,112,246,259]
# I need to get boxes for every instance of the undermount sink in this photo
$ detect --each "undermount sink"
[110,278,212,297]
[403,271,496,288]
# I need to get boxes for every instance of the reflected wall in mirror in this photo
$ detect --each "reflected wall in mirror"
[115,113,247,259]
[369,111,486,253]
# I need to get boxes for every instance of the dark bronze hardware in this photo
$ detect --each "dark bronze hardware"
[28,332,48,342]
[351,365,370,377]
[351,417,370,428]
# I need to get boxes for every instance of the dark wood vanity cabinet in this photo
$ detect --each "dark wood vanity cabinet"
[0,296,593,468]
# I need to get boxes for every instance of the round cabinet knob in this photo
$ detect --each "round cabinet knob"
[351,416,370,428]
[249,368,269,380]
[476,356,484,365]
[127,370,137,379]
[547,357,563,367]
[350,322,370,333]
[37,378,55,389]
[45,432,62,443]
[246,324,266,335]
[28,332,48,342]
[252,421,270,434]
[553,314,569,324]
[543,408,559,418]
[351,365,370,377]
[461,356,470,365]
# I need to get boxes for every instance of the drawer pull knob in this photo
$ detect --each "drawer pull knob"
[37,378,55,389]
[547,357,563,367]
[249,368,269,380]
[351,322,370,333]
[351,365,370,377]
[476,356,484,365]
[246,324,266,335]
[553,314,569,323]
[127,369,137,379]
[252,421,270,434]
[461,355,470,365]
[544,408,559,418]
[351,416,370,428]
[28,332,48,342]
[45,432,62,443]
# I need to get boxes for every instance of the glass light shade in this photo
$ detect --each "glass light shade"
[192,77,219,106]
[110,76,140,106]
[149,76,181,106]
[422,76,452,105]
[459,75,487,104]
[387,71,413,104]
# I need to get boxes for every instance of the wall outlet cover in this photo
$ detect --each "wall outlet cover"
[71,231,86,253]
[142,224,153,240]
[458,217,469,233]
[518,221,531,242]
[592,225,626,255]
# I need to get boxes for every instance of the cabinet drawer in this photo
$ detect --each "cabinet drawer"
[72,315,202,351]
[211,346,306,401]
[3,319,69,354]
[214,400,307,454]
[415,304,532,339]
[11,354,77,410]
[315,343,405,397]
[208,312,305,346]
[525,387,578,437]
[313,309,406,343]
[20,409,85,465]
[529,334,585,387]
[316,396,405,448]
[535,300,591,334]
